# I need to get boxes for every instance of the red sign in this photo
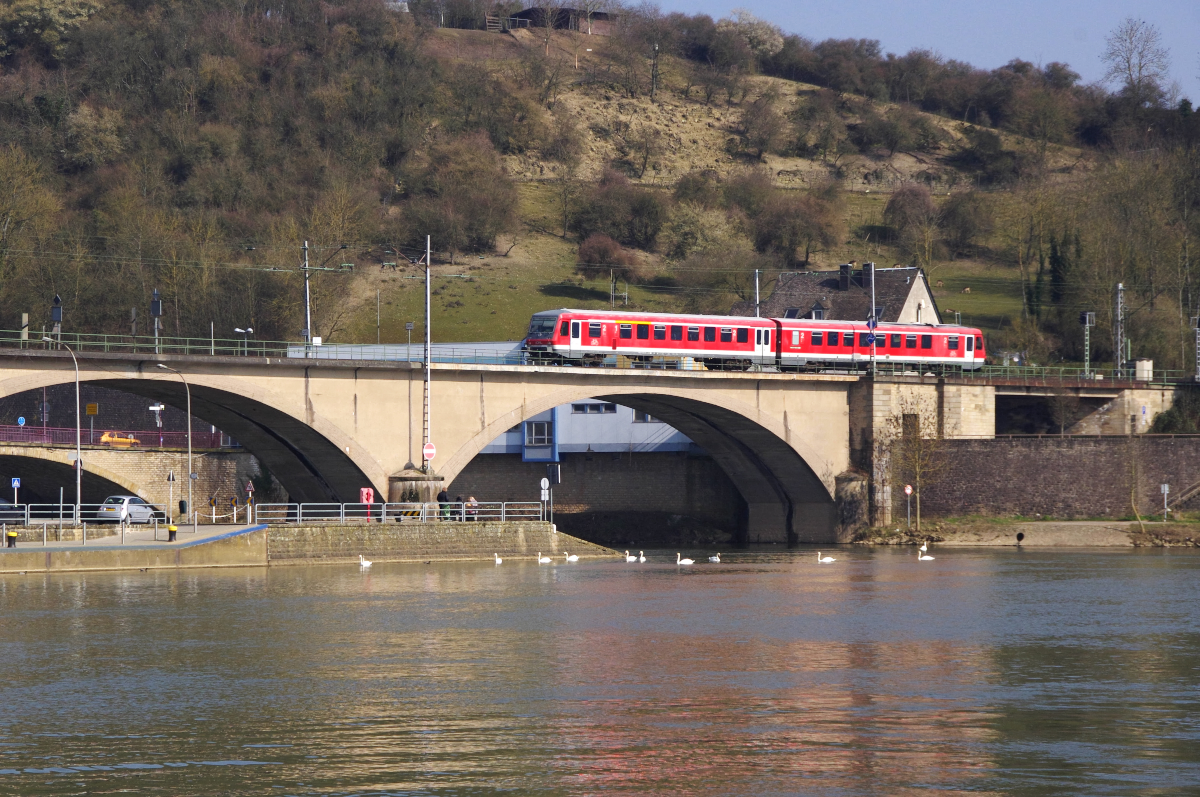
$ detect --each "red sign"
[423,442,436,461]
[360,487,375,504]
[245,481,254,493]
[904,484,913,495]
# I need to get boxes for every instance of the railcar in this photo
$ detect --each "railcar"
[523,309,985,370]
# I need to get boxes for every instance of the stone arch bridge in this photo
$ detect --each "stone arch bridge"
[0,348,1053,542]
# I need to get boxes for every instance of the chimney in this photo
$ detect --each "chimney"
[839,263,851,291]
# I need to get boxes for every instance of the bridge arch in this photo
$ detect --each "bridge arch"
[0,359,377,504]
[0,447,142,503]
[440,385,840,544]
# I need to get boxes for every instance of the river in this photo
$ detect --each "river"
[0,547,1197,795]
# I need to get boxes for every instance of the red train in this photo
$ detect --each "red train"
[524,308,986,370]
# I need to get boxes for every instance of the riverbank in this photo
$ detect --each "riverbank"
[0,522,618,573]
[855,519,1200,547]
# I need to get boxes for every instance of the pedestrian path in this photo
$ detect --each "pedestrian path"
[2,524,260,554]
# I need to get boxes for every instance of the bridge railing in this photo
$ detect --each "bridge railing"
[0,423,232,449]
[253,502,545,524]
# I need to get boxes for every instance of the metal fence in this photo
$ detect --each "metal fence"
[253,502,544,524]
[0,424,232,449]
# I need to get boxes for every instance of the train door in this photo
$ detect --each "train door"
[754,327,773,364]
[569,320,581,357]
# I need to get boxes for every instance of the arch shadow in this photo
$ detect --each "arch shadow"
[0,452,138,504]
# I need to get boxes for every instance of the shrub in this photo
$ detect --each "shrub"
[576,233,641,281]
[571,171,668,250]
[941,191,993,255]
[674,170,722,208]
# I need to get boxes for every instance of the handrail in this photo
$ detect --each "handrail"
[0,423,234,449]
[253,502,544,524]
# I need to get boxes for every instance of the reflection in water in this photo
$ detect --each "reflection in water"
[0,548,1197,795]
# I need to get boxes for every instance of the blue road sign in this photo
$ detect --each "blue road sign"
[866,334,877,345]
[16,417,24,426]
[11,478,19,489]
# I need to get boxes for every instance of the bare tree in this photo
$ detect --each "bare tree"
[1049,392,1081,435]
[876,393,951,534]
[1102,18,1171,106]
[577,0,608,35]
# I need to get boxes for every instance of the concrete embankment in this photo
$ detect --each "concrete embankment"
[0,522,617,573]
[858,520,1200,547]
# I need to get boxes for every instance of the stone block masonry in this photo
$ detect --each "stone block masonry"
[920,436,1200,519]
[266,522,616,564]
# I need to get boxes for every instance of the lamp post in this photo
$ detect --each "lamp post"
[234,327,253,355]
[156,364,193,529]
[43,337,81,521]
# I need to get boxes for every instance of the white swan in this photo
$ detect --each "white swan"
[564,552,579,562]
[359,554,372,568]
[537,552,552,564]
[625,550,638,562]
[817,552,836,563]
[708,553,721,563]
[918,542,934,561]
[677,553,694,565]
[638,551,646,562]
[494,553,503,564]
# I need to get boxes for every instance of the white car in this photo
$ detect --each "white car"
[95,495,164,524]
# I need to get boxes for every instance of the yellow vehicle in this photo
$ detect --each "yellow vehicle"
[99,431,141,448]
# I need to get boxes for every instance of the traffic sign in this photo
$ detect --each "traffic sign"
[246,480,255,493]
[11,478,19,489]
[16,417,24,426]
[167,471,175,482]
[866,334,877,345]
[423,442,437,460]
[541,489,550,501]
[540,477,550,490]
[86,403,98,416]
[866,318,877,330]
[904,484,913,495]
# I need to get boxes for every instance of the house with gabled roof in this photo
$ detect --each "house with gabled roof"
[730,263,942,324]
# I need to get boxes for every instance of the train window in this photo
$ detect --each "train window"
[560,321,570,336]
[619,324,633,339]
[921,334,932,349]
[687,326,700,341]
[737,328,748,343]
[859,333,870,347]
[653,325,666,340]
[827,332,838,347]
[948,335,959,350]
[764,330,770,345]
[589,322,602,338]
[636,324,649,340]
[891,333,901,348]
[906,334,917,348]
[812,331,823,346]
[671,325,683,341]
[975,336,984,351]
[875,335,886,348]
[843,332,854,346]
[704,327,716,342]
[966,336,974,351]
[720,328,733,343]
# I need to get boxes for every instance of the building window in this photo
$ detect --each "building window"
[671,325,683,341]
[633,411,661,423]
[636,324,649,339]
[783,308,800,318]
[921,334,933,349]
[737,328,749,343]
[588,322,602,338]
[810,309,825,320]
[619,324,632,339]
[572,403,617,414]
[525,421,553,446]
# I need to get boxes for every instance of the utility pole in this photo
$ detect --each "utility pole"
[1192,316,1200,383]
[869,261,877,373]
[650,43,659,101]
[754,269,760,317]
[1081,312,1096,378]
[302,240,312,356]
[151,289,163,355]
[1115,282,1124,377]
[423,235,432,473]
[376,289,381,345]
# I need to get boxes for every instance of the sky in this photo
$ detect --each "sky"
[657,0,1200,103]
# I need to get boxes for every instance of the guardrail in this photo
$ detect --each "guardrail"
[253,502,544,523]
[0,424,233,449]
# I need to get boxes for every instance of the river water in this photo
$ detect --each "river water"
[1,547,1197,796]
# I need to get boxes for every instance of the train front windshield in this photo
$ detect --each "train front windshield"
[528,316,558,339]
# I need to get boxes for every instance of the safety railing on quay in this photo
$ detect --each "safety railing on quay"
[253,502,545,524]
[0,423,232,449]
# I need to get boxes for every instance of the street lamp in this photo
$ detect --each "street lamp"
[43,337,81,522]
[234,327,253,355]
[156,363,193,529]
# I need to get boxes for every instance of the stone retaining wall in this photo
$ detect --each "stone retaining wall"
[266,522,616,563]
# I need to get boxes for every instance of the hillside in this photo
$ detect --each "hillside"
[1,1,1195,370]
